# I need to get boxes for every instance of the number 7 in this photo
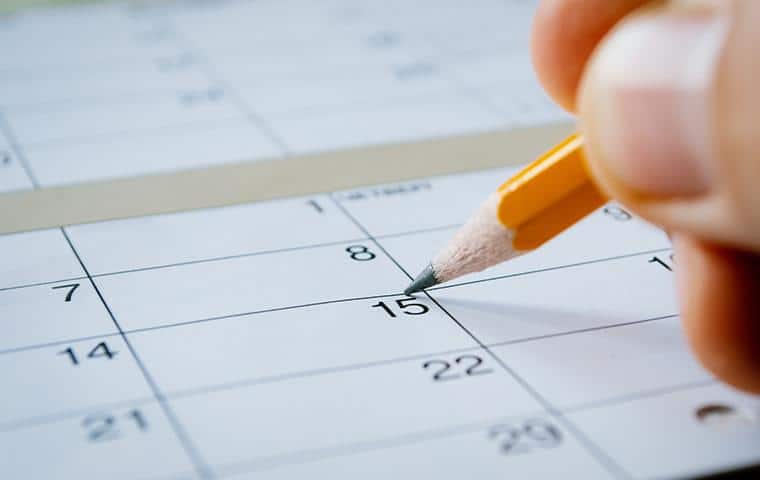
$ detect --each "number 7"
[52,283,80,302]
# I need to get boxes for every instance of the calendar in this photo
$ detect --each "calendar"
[2,1,760,479]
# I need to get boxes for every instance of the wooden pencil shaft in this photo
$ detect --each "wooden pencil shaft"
[497,133,607,250]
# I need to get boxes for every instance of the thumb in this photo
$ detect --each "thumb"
[577,0,760,393]
[578,0,760,252]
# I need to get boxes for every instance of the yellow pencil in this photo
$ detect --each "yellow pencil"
[405,133,607,295]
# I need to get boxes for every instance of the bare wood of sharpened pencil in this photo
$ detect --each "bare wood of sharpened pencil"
[405,134,607,295]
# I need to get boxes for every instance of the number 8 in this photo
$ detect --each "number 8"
[346,245,376,261]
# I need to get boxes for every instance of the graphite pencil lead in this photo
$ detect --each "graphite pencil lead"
[404,263,439,296]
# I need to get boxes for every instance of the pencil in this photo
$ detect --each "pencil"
[404,133,607,295]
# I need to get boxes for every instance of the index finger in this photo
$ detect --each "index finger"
[531,0,649,112]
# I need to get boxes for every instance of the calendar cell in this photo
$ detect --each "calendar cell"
[481,83,570,127]
[212,44,436,88]
[568,384,760,479]
[0,403,195,480]
[24,120,283,187]
[0,61,212,109]
[67,194,364,275]
[172,352,544,469]
[269,97,504,155]
[492,317,711,410]
[129,294,477,394]
[448,50,531,90]
[0,280,117,352]
[380,209,669,289]
[0,229,84,290]
[0,336,153,427]
[422,252,677,345]
[336,168,514,236]
[1,7,182,74]
[8,89,243,146]
[236,59,455,116]
[93,241,409,331]
[227,416,611,479]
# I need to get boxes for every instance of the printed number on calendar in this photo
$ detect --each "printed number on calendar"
[489,419,563,455]
[82,409,148,443]
[58,341,118,366]
[422,354,493,382]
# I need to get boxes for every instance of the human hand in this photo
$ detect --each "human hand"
[531,0,760,392]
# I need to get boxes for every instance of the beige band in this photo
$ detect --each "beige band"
[0,122,573,234]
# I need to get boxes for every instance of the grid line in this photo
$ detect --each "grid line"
[90,236,370,278]
[0,275,89,294]
[214,412,547,477]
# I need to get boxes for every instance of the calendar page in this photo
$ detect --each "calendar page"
[3,167,760,479]
[2,1,760,479]
[0,0,566,191]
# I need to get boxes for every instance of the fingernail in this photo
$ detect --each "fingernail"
[582,9,729,196]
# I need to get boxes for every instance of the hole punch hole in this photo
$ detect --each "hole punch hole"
[695,404,758,428]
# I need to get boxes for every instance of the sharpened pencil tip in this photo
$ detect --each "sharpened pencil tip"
[404,263,439,295]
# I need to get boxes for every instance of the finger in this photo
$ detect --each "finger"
[674,235,760,393]
[531,0,649,112]
[579,0,760,253]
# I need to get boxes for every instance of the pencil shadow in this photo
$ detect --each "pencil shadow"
[435,295,639,342]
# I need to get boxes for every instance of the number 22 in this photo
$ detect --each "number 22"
[423,354,493,381]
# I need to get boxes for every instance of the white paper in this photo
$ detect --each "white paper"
[2,165,760,479]
[1,1,759,479]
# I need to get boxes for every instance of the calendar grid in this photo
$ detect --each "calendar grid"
[328,193,633,480]
[59,227,215,480]
[3,2,757,478]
